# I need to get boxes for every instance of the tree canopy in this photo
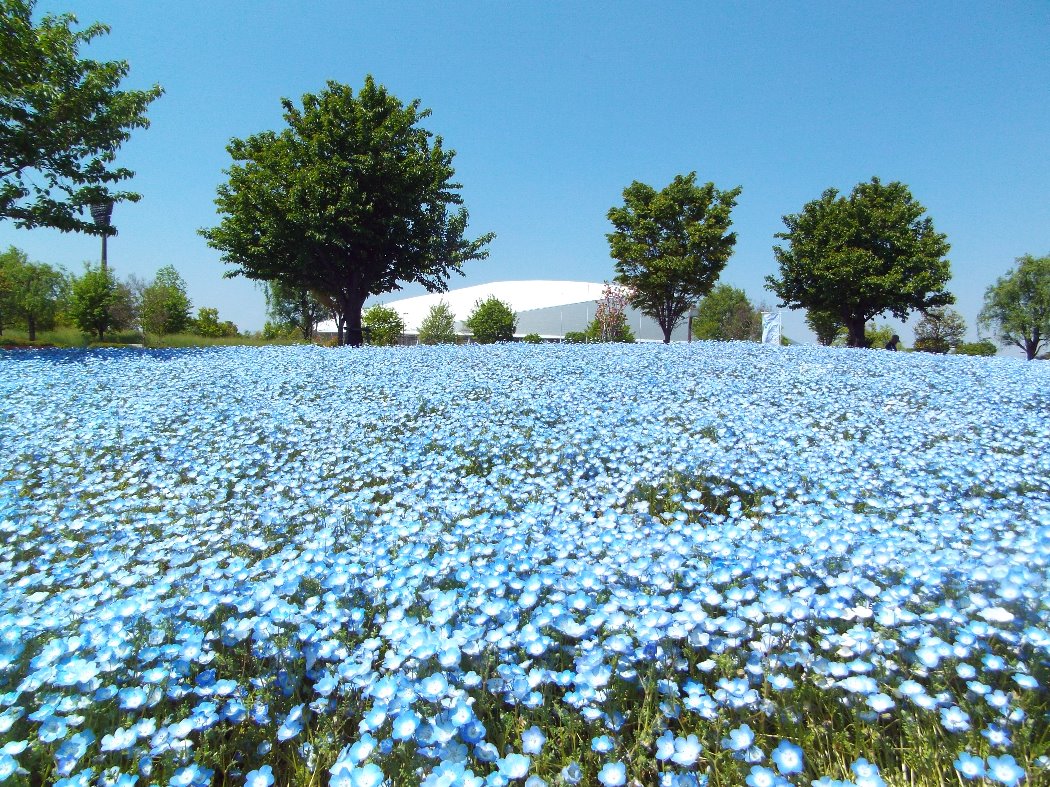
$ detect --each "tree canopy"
[978,253,1050,360]
[264,280,329,341]
[913,306,966,354]
[766,177,952,348]
[608,173,740,343]
[417,300,457,345]
[805,309,843,347]
[68,263,132,340]
[465,296,515,344]
[1,0,163,233]
[0,245,67,339]
[692,284,760,341]
[140,265,191,336]
[200,77,493,346]
[362,304,406,346]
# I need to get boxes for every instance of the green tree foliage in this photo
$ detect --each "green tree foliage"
[263,280,329,341]
[0,0,163,233]
[608,172,740,343]
[417,300,457,345]
[865,323,898,350]
[362,304,405,346]
[805,309,842,347]
[465,296,515,344]
[978,253,1050,360]
[956,339,997,357]
[0,245,28,333]
[139,265,191,335]
[767,177,952,348]
[0,247,68,339]
[913,306,966,354]
[830,321,897,349]
[69,264,131,340]
[192,307,238,338]
[521,333,542,344]
[200,76,493,346]
[692,284,760,341]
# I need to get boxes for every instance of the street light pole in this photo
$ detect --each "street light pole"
[89,200,115,272]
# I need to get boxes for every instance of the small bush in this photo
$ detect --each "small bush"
[521,333,542,344]
[563,331,589,344]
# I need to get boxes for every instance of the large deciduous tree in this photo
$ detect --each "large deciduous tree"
[200,77,493,346]
[608,173,740,343]
[0,0,163,233]
[978,253,1050,360]
[766,177,952,348]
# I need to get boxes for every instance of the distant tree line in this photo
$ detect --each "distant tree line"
[0,248,237,342]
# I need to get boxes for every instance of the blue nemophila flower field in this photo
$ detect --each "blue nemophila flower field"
[1,343,1048,787]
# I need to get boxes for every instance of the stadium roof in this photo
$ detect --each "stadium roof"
[318,280,609,334]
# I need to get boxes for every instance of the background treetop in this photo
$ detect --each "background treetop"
[608,172,741,343]
[0,0,163,233]
[979,252,1050,360]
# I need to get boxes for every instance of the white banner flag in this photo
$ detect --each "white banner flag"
[761,312,782,346]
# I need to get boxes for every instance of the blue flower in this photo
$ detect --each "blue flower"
[655,730,675,761]
[391,709,419,741]
[953,752,985,780]
[770,740,804,775]
[277,704,305,741]
[245,764,275,787]
[560,763,582,785]
[521,726,546,755]
[850,758,886,787]
[597,762,626,786]
[722,724,754,752]
[940,705,970,733]
[986,755,1025,787]
[671,734,702,767]
[744,766,778,787]
[0,753,18,782]
[497,753,530,780]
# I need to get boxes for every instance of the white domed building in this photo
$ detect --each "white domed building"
[316,280,693,342]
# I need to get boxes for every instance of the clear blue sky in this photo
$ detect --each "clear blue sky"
[4,1,1048,343]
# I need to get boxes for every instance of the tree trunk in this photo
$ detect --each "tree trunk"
[337,291,368,346]
[27,314,36,341]
[845,316,866,348]
[658,312,673,343]
[1025,331,1040,360]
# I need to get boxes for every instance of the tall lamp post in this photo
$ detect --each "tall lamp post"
[89,200,115,272]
